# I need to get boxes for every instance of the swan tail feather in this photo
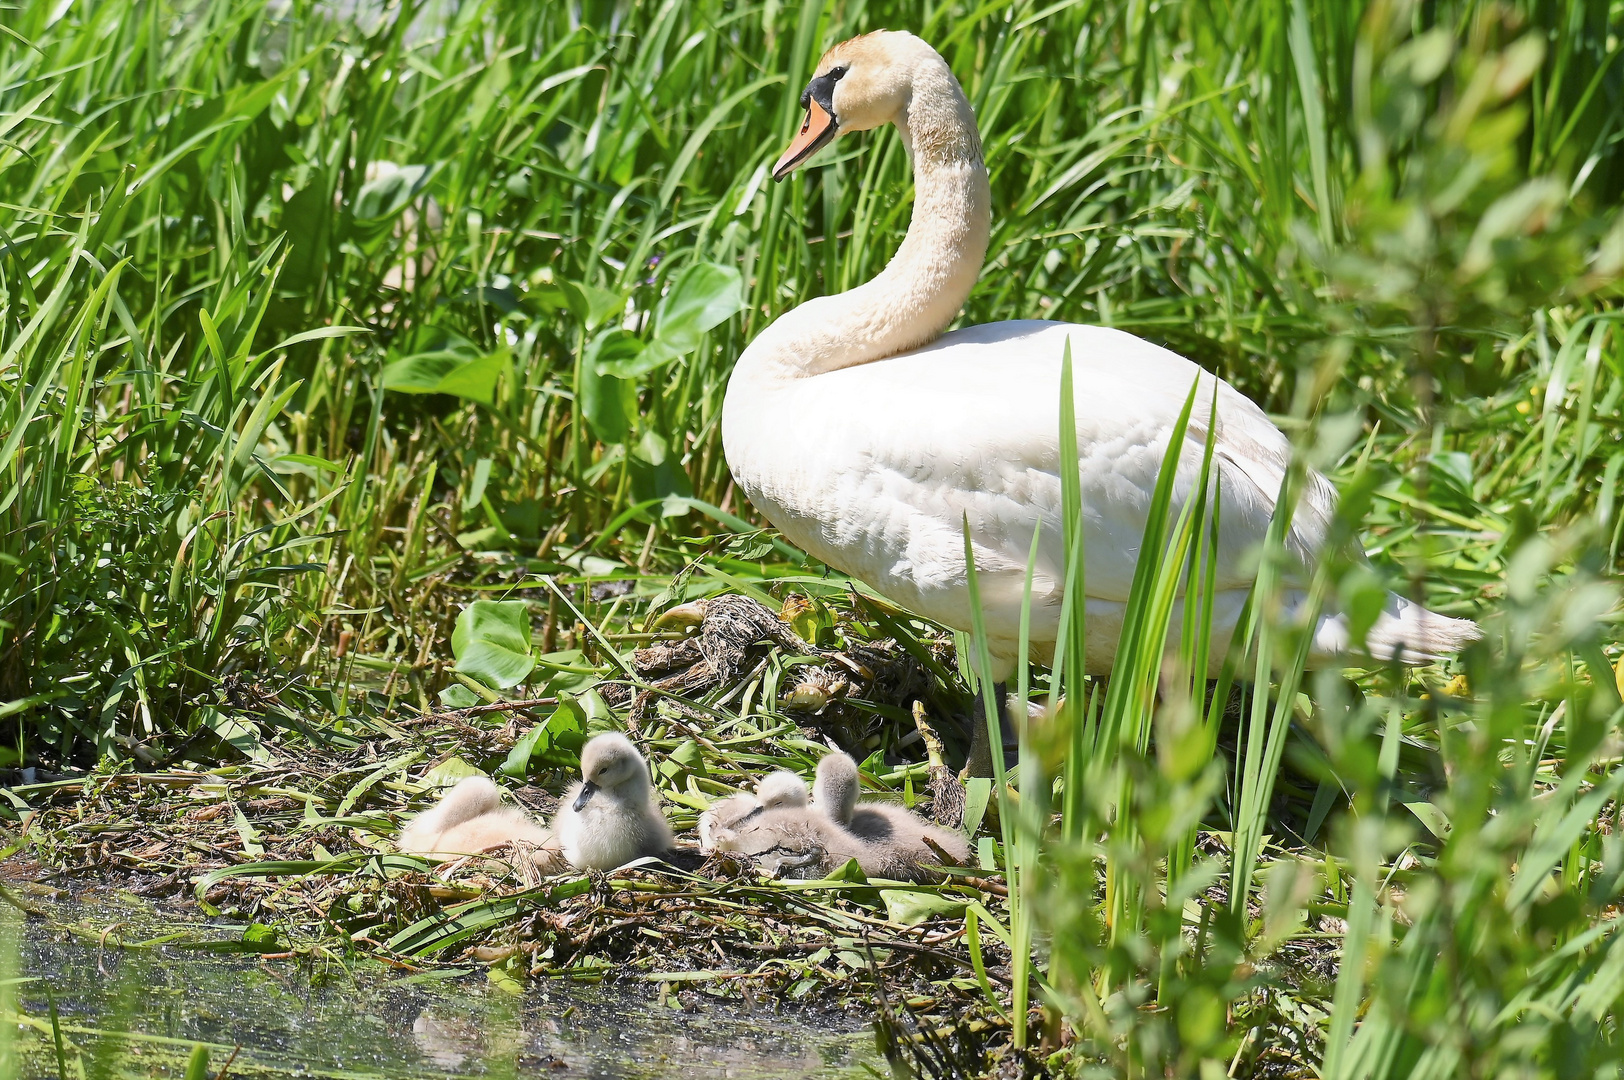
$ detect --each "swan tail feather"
[1312,593,1481,665]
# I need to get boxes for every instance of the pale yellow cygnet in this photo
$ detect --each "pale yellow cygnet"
[397,776,559,867]
[697,769,808,854]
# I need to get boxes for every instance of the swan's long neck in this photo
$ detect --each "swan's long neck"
[744,62,991,380]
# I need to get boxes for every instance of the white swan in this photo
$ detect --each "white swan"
[813,752,969,868]
[552,733,675,870]
[721,30,1479,686]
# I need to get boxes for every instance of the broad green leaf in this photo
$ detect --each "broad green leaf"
[531,279,587,320]
[382,349,503,404]
[500,697,586,777]
[422,756,486,788]
[462,457,494,513]
[578,282,625,329]
[381,350,470,392]
[438,683,481,709]
[580,330,641,441]
[820,857,868,883]
[881,889,967,926]
[597,338,677,379]
[354,162,436,221]
[451,600,534,689]
[651,262,744,357]
[535,649,601,696]
[962,776,993,840]
[435,351,505,402]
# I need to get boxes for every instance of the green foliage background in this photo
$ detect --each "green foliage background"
[2,0,1624,1075]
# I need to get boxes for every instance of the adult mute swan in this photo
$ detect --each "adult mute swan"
[721,30,1478,690]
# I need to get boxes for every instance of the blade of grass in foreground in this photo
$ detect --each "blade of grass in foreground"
[1048,338,1091,842]
[960,511,1026,1046]
[1091,375,1206,958]
[1011,522,1046,1050]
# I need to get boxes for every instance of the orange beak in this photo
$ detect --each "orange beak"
[773,99,838,181]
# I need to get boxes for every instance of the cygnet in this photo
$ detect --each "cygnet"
[552,733,674,871]
[712,801,912,879]
[397,776,558,865]
[814,752,970,873]
[709,768,921,880]
[697,769,808,854]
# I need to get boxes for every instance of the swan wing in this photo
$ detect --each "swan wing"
[725,321,1338,648]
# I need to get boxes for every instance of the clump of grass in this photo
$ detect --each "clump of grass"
[4,0,1616,761]
[946,4,1624,1077]
[2,1,1623,1078]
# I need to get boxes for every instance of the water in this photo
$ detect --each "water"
[2,890,877,1078]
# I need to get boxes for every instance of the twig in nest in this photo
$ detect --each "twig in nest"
[396,698,558,727]
[914,701,965,829]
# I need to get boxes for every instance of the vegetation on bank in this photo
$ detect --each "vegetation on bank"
[3,0,1624,1076]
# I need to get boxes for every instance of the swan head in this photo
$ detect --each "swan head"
[812,752,861,825]
[571,733,650,811]
[773,30,945,180]
[756,770,810,810]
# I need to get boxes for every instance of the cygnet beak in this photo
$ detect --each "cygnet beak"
[773,99,837,181]
[572,781,599,812]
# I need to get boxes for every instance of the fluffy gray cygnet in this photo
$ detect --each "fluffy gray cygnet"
[708,765,927,880]
[552,732,674,871]
[813,752,970,875]
[697,770,808,853]
[397,776,557,865]
[711,801,908,879]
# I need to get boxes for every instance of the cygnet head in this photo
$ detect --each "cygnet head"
[773,31,967,180]
[756,770,810,810]
[813,752,861,825]
[572,732,652,811]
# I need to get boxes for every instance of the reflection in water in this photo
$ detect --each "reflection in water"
[3,895,874,1079]
[411,988,870,1078]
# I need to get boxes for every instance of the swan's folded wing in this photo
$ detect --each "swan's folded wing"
[729,321,1335,638]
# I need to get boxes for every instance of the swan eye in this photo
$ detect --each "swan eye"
[829,64,848,80]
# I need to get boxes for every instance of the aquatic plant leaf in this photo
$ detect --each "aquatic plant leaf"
[183,1043,211,1080]
[381,348,503,404]
[652,262,744,355]
[451,600,534,689]
[535,650,601,696]
[438,683,481,709]
[961,777,992,840]
[500,697,585,777]
[352,162,435,222]
[880,889,967,926]
[581,330,641,440]
[422,756,485,788]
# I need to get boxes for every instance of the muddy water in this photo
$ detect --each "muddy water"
[2,893,877,1078]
